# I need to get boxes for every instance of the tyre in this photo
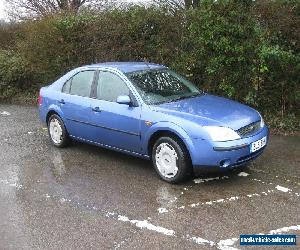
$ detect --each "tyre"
[47,114,70,148]
[152,136,192,183]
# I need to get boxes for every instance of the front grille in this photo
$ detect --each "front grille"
[236,121,261,137]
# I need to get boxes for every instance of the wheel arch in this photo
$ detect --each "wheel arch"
[45,105,65,125]
[145,123,194,161]
[46,110,59,125]
[148,130,188,156]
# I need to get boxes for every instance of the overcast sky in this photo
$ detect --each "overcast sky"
[0,0,6,20]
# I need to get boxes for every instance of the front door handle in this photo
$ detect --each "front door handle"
[92,106,101,112]
[59,99,65,104]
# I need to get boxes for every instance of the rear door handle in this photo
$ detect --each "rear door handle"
[92,106,101,112]
[59,99,65,104]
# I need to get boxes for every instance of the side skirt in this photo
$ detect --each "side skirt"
[69,135,150,160]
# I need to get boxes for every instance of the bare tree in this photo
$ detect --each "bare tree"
[153,0,200,10]
[5,0,118,20]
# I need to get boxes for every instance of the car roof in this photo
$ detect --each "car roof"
[87,62,166,73]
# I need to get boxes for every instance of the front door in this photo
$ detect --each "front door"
[89,71,142,153]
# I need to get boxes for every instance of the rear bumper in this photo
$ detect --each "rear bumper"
[39,105,48,124]
[186,126,269,170]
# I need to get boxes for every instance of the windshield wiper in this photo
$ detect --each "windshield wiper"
[153,93,202,105]
[169,93,202,102]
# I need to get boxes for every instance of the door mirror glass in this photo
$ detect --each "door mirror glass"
[116,95,131,105]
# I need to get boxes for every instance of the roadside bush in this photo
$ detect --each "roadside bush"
[0,50,33,100]
[0,22,20,49]
[174,0,261,101]
[257,44,300,118]
[173,0,299,134]
[11,7,183,89]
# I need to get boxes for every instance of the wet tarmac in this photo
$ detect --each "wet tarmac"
[0,104,299,249]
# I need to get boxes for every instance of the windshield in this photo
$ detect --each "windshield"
[125,69,202,105]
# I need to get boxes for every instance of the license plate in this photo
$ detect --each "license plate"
[250,136,267,153]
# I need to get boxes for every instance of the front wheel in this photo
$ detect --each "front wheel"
[48,114,69,148]
[152,136,192,183]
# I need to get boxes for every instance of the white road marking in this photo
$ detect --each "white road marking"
[159,171,299,215]
[0,111,11,116]
[106,212,219,246]
[251,178,299,197]
[2,174,300,249]
[237,172,249,177]
[115,214,175,236]
[190,236,215,247]
[275,185,291,193]
[192,171,296,195]
[250,178,273,185]
[158,190,275,213]
[188,190,274,208]
[2,179,213,247]
[217,238,239,250]
[158,207,169,213]
[252,168,300,183]
[268,225,300,234]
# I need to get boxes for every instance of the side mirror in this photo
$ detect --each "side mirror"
[116,95,131,105]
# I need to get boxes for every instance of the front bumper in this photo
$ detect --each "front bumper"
[186,126,269,170]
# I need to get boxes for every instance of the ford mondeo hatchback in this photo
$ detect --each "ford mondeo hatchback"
[39,62,269,183]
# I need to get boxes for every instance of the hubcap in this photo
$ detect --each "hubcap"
[49,118,63,144]
[155,143,178,178]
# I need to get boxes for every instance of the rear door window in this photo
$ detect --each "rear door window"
[62,78,72,93]
[69,71,95,97]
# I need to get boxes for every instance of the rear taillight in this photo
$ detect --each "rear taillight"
[38,94,43,105]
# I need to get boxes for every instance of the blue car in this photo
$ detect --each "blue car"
[39,62,269,183]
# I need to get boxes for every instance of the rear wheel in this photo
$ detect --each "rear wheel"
[152,136,192,183]
[48,114,69,148]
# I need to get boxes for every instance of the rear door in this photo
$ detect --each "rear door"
[89,70,142,153]
[59,70,97,141]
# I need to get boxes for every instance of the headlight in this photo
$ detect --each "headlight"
[259,113,265,128]
[203,126,241,142]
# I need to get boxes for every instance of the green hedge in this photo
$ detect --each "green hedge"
[0,0,299,133]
